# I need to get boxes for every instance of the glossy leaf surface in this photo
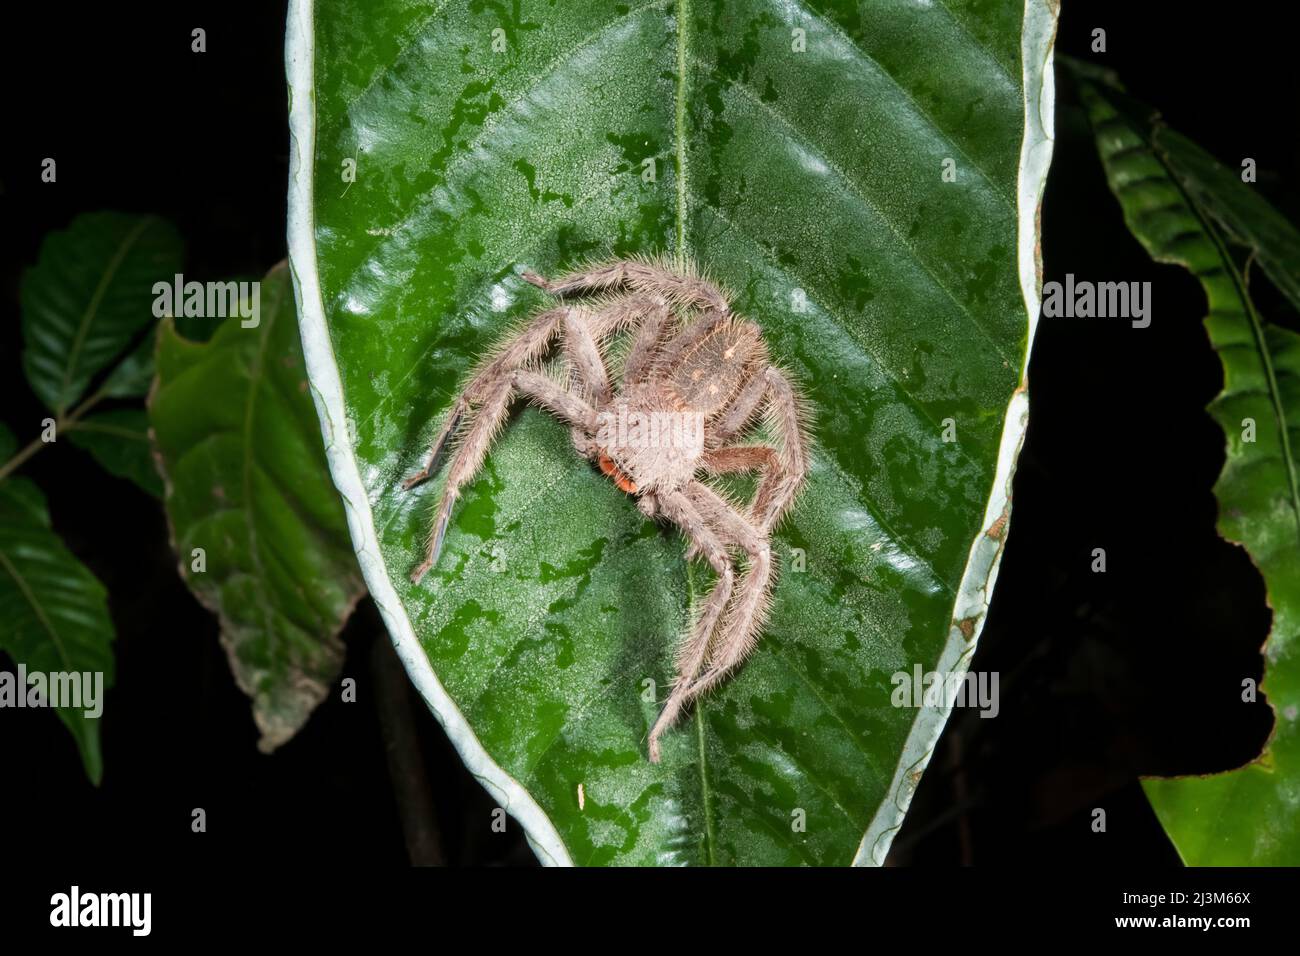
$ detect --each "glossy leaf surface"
[21,212,182,417]
[289,0,1056,864]
[0,425,115,784]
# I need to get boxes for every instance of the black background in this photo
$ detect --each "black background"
[1,1,1296,870]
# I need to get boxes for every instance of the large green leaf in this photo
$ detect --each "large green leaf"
[0,424,116,784]
[1078,69,1300,865]
[149,263,365,751]
[287,0,1058,864]
[21,212,183,417]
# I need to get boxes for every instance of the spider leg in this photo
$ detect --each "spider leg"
[410,369,597,583]
[681,446,776,561]
[692,365,810,523]
[523,260,629,298]
[677,481,775,707]
[749,367,811,532]
[647,489,736,763]
[622,260,729,315]
[400,400,467,491]
[559,294,669,457]
[660,373,808,704]
[525,258,730,314]
[619,298,674,386]
[562,306,611,405]
[701,445,779,474]
[709,362,769,445]
[402,305,573,489]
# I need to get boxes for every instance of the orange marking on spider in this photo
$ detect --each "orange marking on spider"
[598,453,638,494]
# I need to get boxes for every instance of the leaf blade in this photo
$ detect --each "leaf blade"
[1077,69,1300,866]
[21,213,183,416]
[0,423,115,784]
[149,263,365,751]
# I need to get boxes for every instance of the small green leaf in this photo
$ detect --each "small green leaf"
[1078,68,1300,865]
[21,212,184,416]
[100,336,157,400]
[149,262,365,751]
[0,422,116,785]
[1158,131,1300,312]
[288,0,1058,864]
[67,409,163,498]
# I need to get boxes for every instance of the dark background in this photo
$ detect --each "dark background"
[0,1,1295,868]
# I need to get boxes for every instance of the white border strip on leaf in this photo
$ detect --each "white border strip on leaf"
[852,0,1058,866]
[285,0,573,867]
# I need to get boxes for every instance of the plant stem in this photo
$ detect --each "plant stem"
[0,387,109,482]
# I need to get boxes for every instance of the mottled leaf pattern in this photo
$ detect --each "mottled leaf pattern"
[149,263,364,751]
[289,0,1056,864]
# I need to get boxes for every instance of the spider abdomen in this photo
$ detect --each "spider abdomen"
[663,319,766,415]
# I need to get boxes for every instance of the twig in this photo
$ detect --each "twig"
[0,386,110,482]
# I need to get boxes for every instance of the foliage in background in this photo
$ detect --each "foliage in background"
[0,422,115,783]
[0,212,181,781]
[0,214,362,781]
[1077,64,1300,865]
[150,262,364,751]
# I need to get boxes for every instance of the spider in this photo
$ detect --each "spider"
[402,258,810,762]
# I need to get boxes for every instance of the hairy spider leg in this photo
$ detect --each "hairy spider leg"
[747,367,810,533]
[558,294,671,459]
[524,258,729,314]
[647,488,736,763]
[687,365,809,543]
[676,482,774,703]
[405,292,686,583]
[410,369,597,584]
[666,372,809,707]
[619,298,675,386]
[710,360,770,444]
[401,305,574,491]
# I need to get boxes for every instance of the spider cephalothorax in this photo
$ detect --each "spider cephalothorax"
[403,258,810,761]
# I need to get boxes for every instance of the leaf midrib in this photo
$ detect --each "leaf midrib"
[673,0,718,868]
[0,547,72,670]
[1203,222,1300,553]
[237,278,284,647]
[1143,130,1300,553]
[58,217,153,416]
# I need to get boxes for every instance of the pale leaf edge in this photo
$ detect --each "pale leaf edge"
[286,0,1059,868]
